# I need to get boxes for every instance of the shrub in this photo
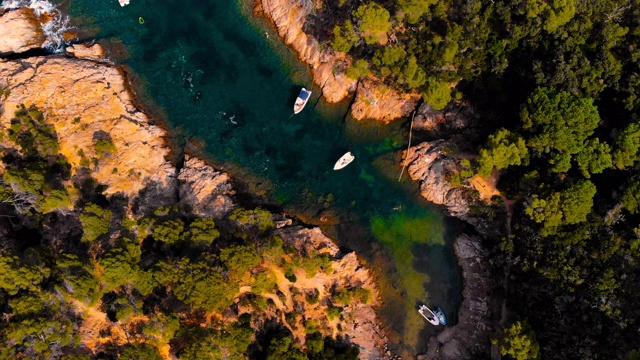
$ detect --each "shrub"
[327,306,343,320]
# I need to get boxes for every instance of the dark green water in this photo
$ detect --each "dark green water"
[62,0,461,353]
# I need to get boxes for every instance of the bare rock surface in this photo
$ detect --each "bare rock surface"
[406,140,471,219]
[350,78,420,122]
[66,43,106,61]
[0,8,45,55]
[177,155,236,218]
[423,234,499,359]
[413,102,475,135]
[0,56,175,200]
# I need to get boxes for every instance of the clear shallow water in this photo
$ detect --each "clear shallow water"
[61,0,462,353]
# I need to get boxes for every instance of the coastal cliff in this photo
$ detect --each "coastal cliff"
[258,0,356,103]
[257,0,415,122]
[0,7,387,359]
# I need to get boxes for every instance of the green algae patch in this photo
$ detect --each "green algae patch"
[370,208,445,350]
[371,210,445,247]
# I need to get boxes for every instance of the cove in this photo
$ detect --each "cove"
[64,0,462,354]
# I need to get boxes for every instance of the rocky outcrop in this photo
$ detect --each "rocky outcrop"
[177,155,236,218]
[258,0,413,121]
[0,7,45,55]
[0,55,175,201]
[350,78,420,122]
[412,102,475,135]
[67,43,106,61]
[258,0,356,103]
[405,140,504,238]
[406,140,472,219]
[423,234,499,359]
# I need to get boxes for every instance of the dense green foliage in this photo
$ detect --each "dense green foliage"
[493,320,540,360]
[0,106,361,359]
[319,0,640,115]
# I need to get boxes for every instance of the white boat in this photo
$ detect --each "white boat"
[434,307,447,325]
[418,305,440,325]
[118,0,130,6]
[333,152,355,170]
[293,87,312,114]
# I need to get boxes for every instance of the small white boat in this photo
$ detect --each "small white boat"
[333,152,355,170]
[118,0,130,6]
[434,307,447,325]
[418,305,440,325]
[294,87,312,114]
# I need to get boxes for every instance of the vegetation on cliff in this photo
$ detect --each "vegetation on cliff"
[316,0,639,113]
[0,105,365,358]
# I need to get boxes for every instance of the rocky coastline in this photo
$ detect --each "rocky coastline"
[0,7,389,358]
[256,0,417,122]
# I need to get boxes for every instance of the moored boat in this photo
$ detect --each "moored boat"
[293,87,312,114]
[418,305,440,325]
[434,307,447,325]
[333,152,355,170]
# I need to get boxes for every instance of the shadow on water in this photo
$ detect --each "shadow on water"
[63,0,464,355]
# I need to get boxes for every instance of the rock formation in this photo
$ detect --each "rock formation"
[275,226,386,359]
[258,0,413,121]
[0,7,44,55]
[177,155,236,218]
[405,140,505,239]
[258,0,356,103]
[66,43,106,61]
[423,234,499,359]
[412,102,475,135]
[0,56,175,202]
[350,78,421,122]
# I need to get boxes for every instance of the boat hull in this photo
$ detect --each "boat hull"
[333,152,355,170]
[293,87,311,114]
[418,305,440,325]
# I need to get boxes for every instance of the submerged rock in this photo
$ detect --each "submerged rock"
[0,8,45,55]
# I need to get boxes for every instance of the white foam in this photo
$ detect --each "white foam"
[1,0,71,53]
[1,0,55,16]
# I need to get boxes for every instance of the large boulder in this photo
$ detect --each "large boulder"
[0,8,45,55]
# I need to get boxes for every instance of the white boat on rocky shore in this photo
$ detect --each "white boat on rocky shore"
[293,87,311,114]
[333,151,355,170]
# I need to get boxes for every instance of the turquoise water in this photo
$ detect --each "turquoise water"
[62,0,461,353]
